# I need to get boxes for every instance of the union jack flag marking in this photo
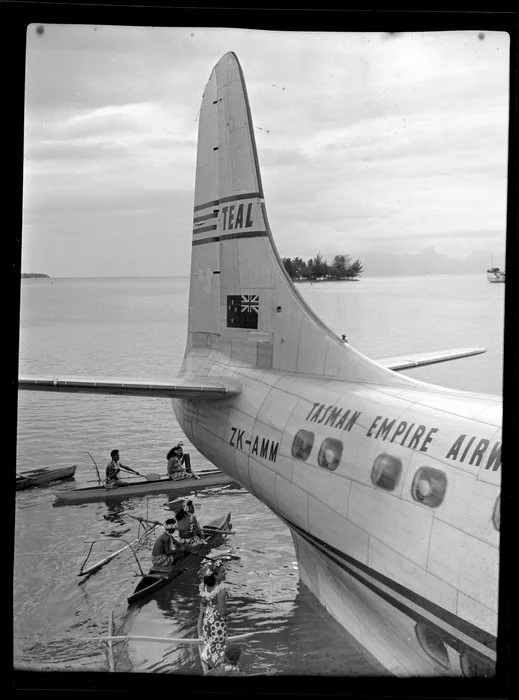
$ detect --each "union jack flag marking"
[241,295,259,314]
[226,294,259,329]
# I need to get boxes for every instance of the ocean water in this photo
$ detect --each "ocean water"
[14,274,504,678]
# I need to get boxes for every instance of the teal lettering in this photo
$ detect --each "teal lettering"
[234,204,244,228]
[245,202,253,227]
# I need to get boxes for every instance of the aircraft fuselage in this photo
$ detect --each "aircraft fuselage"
[174,357,500,675]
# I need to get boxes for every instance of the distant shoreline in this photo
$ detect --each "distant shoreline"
[295,278,359,283]
[19,272,493,281]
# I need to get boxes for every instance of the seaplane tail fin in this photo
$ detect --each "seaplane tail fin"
[18,376,241,400]
[185,52,405,385]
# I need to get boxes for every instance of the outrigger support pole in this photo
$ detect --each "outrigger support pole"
[79,537,147,577]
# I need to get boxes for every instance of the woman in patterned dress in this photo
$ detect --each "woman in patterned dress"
[197,561,228,670]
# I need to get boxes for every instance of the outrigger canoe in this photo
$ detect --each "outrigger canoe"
[53,469,234,505]
[16,465,76,490]
[128,512,232,605]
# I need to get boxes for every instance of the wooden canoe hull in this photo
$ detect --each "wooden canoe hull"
[16,465,77,490]
[128,513,231,606]
[52,470,235,505]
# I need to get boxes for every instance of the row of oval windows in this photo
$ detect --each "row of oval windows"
[291,429,500,531]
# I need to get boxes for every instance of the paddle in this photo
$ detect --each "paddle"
[126,514,163,527]
[119,465,155,480]
[180,543,240,563]
[123,469,163,481]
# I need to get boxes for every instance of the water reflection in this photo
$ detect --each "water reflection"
[102,501,127,527]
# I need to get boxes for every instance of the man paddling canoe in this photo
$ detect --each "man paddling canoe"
[106,449,140,488]
[151,518,183,566]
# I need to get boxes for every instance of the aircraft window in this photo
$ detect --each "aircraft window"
[291,430,314,461]
[493,495,500,531]
[371,453,402,491]
[411,467,447,507]
[317,438,343,471]
[414,623,450,670]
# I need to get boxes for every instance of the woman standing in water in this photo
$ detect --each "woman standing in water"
[198,560,228,670]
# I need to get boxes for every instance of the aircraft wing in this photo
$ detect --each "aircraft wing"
[17,375,241,400]
[376,347,486,372]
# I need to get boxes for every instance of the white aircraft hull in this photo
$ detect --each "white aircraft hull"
[293,530,445,675]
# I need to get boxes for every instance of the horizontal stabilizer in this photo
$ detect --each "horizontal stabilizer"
[376,347,486,372]
[18,375,241,400]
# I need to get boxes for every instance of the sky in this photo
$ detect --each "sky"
[22,24,510,277]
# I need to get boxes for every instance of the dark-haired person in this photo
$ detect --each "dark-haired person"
[151,519,181,567]
[105,449,139,488]
[166,442,200,480]
[198,560,228,670]
[176,499,205,545]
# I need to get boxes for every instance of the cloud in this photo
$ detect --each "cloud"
[22,26,510,277]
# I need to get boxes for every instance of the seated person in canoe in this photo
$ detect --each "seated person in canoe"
[105,449,139,488]
[166,442,200,480]
[166,445,190,481]
[174,499,205,545]
[151,518,182,566]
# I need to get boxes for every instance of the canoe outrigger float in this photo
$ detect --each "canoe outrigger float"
[128,512,232,606]
[52,469,235,505]
[85,610,261,673]
[78,516,160,579]
[16,464,76,490]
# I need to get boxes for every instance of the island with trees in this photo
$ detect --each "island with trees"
[21,273,50,279]
[282,253,363,282]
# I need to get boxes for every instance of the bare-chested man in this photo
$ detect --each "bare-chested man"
[151,518,181,566]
